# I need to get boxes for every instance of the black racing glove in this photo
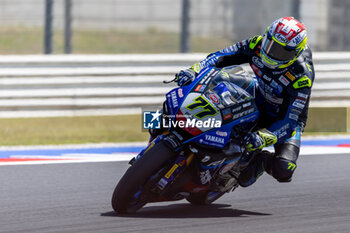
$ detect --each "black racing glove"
[175,69,197,86]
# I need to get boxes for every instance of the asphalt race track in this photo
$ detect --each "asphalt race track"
[1,153,349,233]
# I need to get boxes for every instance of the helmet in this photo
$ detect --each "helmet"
[261,17,307,69]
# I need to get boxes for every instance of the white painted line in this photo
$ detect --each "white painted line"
[300,146,350,155]
[0,142,147,151]
[1,145,350,166]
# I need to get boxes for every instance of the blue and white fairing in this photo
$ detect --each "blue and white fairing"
[165,66,259,149]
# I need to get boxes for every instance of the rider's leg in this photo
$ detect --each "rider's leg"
[268,137,300,182]
[238,129,301,187]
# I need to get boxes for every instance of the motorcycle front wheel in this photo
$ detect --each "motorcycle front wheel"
[111,140,176,214]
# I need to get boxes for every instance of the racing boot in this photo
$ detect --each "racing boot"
[237,150,274,187]
[213,169,239,192]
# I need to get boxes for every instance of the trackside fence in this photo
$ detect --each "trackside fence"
[0,52,349,118]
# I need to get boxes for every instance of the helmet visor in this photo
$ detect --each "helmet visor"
[262,37,298,62]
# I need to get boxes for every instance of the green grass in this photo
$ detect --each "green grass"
[0,115,149,146]
[0,26,232,54]
[0,113,348,146]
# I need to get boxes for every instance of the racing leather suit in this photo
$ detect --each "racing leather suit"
[192,35,315,185]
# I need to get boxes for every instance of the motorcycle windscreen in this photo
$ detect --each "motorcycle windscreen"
[206,80,253,110]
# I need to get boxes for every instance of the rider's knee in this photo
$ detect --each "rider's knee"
[271,157,296,183]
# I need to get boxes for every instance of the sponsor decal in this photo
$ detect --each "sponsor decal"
[273,123,290,139]
[293,76,312,89]
[216,130,228,137]
[157,178,168,189]
[262,75,272,82]
[285,71,296,81]
[297,92,308,99]
[292,100,305,109]
[209,93,220,104]
[274,33,289,43]
[251,64,262,77]
[272,68,288,75]
[171,91,178,108]
[279,75,290,86]
[291,33,304,45]
[243,102,251,108]
[223,113,233,120]
[165,164,179,178]
[295,98,306,105]
[220,160,238,175]
[207,159,225,167]
[205,134,225,144]
[222,108,230,115]
[178,88,184,98]
[195,85,202,92]
[296,92,308,102]
[270,80,283,94]
[232,108,255,121]
[252,56,264,68]
[199,69,217,85]
[289,113,298,121]
[266,93,283,104]
[220,45,238,53]
[291,107,302,115]
[251,36,258,44]
[222,108,233,120]
[231,106,242,113]
[200,170,211,184]
[199,85,206,92]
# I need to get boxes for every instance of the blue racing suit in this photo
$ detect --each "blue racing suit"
[191,35,315,185]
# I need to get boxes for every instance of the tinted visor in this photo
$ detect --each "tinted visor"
[262,37,298,61]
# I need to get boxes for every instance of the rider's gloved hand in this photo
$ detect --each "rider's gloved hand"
[245,129,277,152]
[175,69,197,86]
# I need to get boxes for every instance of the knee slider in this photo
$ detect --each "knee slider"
[271,157,297,183]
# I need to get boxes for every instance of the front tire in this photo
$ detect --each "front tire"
[111,140,176,214]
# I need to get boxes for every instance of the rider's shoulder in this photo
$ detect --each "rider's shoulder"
[248,35,263,50]
[286,63,313,90]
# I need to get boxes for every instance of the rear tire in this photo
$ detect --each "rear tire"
[111,140,176,214]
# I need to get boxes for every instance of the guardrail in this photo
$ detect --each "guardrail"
[0,52,349,118]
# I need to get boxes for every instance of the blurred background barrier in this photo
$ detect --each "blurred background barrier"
[0,0,350,133]
[0,52,350,123]
[0,0,349,54]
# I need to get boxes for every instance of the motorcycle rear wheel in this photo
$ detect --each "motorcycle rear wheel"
[111,140,176,214]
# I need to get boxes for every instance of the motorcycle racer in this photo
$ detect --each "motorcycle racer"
[175,17,315,187]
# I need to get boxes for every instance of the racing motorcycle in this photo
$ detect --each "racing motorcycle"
[112,65,261,214]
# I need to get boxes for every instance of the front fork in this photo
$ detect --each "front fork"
[132,132,195,201]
